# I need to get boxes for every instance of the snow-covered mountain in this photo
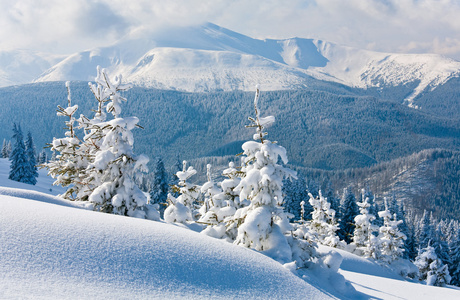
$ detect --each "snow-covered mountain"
[30,23,460,104]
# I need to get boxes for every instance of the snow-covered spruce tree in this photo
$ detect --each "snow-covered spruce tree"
[377,200,406,263]
[198,164,242,239]
[25,131,38,185]
[210,161,247,241]
[417,210,433,249]
[149,157,169,214]
[338,187,359,244]
[308,191,340,247]
[44,81,87,200]
[232,86,297,263]
[447,220,460,286]
[415,244,451,287]
[352,194,379,257]
[38,150,48,164]
[9,123,35,184]
[198,164,222,223]
[83,67,157,219]
[164,161,199,223]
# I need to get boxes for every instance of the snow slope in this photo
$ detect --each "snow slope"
[1,158,460,299]
[32,23,460,103]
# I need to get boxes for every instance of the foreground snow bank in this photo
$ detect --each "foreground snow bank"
[0,195,331,299]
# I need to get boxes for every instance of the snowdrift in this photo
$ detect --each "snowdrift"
[0,194,331,299]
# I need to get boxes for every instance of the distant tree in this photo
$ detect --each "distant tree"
[338,187,359,243]
[324,180,341,222]
[149,157,169,214]
[447,220,460,286]
[25,131,38,185]
[9,123,35,185]
[1,139,10,158]
[37,150,48,164]
[283,172,311,221]
[418,210,433,249]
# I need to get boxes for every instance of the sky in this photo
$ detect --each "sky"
[2,0,460,60]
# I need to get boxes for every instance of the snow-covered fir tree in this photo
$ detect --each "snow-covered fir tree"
[45,81,88,200]
[149,157,169,214]
[447,220,460,286]
[81,67,156,219]
[215,161,247,241]
[38,150,48,164]
[417,210,433,249]
[338,187,359,244]
[198,164,222,223]
[352,194,379,258]
[232,86,296,262]
[377,200,406,263]
[164,161,199,224]
[9,124,36,185]
[25,131,38,185]
[308,190,340,247]
[415,244,451,287]
[198,164,242,240]
[324,180,341,223]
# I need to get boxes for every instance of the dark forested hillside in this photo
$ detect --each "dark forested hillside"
[1,81,460,170]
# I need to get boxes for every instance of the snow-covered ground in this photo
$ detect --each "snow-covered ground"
[1,158,460,299]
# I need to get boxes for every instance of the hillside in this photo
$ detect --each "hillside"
[1,158,460,299]
[1,82,460,168]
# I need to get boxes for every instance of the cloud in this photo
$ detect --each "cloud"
[1,0,460,60]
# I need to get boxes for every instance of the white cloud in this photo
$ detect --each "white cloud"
[1,0,460,60]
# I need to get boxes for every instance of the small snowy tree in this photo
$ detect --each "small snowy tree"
[164,161,199,224]
[377,200,406,263]
[44,81,87,200]
[415,244,451,287]
[308,191,340,247]
[232,86,296,263]
[9,124,35,184]
[25,131,38,185]
[198,164,242,240]
[83,67,156,219]
[352,194,379,257]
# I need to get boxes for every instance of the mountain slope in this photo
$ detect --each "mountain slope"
[33,23,460,103]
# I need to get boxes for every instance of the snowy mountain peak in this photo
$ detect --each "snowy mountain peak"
[3,22,459,102]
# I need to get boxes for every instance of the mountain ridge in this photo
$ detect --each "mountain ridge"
[0,22,453,105]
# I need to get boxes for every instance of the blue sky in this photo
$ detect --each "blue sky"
[2,0,460,60]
